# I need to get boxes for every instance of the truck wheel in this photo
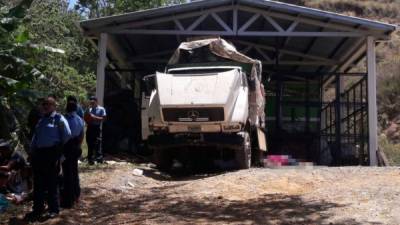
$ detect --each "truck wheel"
[235,132,251,169]
[252,148,263,167]
[153,149,172,171]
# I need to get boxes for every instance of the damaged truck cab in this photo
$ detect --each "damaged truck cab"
[141,38,266,170]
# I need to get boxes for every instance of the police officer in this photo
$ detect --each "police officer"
[61,98,84,208]
[66,95,84,118]
[85,96,106,165]
[26,96,71,220]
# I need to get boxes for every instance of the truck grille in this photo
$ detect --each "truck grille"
[162,107,224,122]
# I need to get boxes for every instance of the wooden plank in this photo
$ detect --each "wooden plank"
[257,128,267,151]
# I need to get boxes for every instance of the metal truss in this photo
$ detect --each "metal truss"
[90,5,380,37]
[125,39,339,66]
[87,4,382,67]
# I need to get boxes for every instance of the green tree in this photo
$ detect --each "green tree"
[0,0,96,147]
[0,0,62,141]
[75,0,185,18]
[26,0,96,101]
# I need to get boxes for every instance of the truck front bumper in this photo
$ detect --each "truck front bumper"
[147,133,244,150]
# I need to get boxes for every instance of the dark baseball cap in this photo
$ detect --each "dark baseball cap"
[89,96,97,101]
[67,95,78,102]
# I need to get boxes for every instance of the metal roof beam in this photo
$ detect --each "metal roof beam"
[130,59,169,63]
[278,18,299,60]
[286,20,299,32]
[238,13,260,32]
[263,15,284,32]
[239,0,395,31]
[108,29,365,37]
[255,47,271,61]
[174,19,184,31]
[232,40,338,63]
[315,25,362,76]
[110,30,234,35]
[238,5,382,36]
[240,45,253,54]
[91,6,234,34]
[86,5,386,39]
[211,12,233,33]
[81,1,395,39]
[292,19,330,72]
[315,36,349,73]
[323,38,366,86]
[262,61,335,66]
[187,13,209,31]
[128,58,335,66]
[233,6,238,34]
[129,49,175,61]
[239,13,298,34]
[237,31,364,37]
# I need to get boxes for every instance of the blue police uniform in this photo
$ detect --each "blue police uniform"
[88,106,106,125]
[30,111,71,215]
[62,112,84,208]
[31,112,71,149]
[76,104,84,118]
[86,105,106,164]
[65,112,84,138]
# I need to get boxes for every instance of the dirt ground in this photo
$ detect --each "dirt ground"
[2,159,400,225]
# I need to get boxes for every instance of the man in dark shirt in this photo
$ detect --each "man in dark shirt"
[61,99,84,208]
[84,96,106,165]
[66,96,84,118]
[26,96,71,220]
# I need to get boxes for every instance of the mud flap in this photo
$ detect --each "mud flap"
[236,131,251,169]
[257,128,267,152]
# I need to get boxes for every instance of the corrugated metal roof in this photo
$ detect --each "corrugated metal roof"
[80,0,397,79]
[81,0,395,32]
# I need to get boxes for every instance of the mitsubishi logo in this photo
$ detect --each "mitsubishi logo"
[187,110,200,121]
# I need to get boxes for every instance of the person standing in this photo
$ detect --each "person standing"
[66,96,84,119]
[61,98,84,208]
[85,96,106,165]
[26,96,71,220]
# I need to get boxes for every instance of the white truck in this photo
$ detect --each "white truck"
[141,38,266,170]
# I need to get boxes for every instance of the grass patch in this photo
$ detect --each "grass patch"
[379,134,400,166]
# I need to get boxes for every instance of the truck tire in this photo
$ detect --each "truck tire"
[235,131,251,169]
[153,149,172,171]
[252,149,263,167]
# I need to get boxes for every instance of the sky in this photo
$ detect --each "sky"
[68,0,77,9]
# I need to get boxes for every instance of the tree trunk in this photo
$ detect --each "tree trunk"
[0,102,12,139]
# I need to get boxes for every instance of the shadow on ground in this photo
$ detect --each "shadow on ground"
[36,187,376,225]
[4,153,387,225]
[140,166,229,182]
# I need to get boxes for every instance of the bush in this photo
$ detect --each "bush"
[379,134,400,166]
[305,0,400,22]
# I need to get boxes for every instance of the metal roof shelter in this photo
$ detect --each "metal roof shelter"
[80,0,396,166]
